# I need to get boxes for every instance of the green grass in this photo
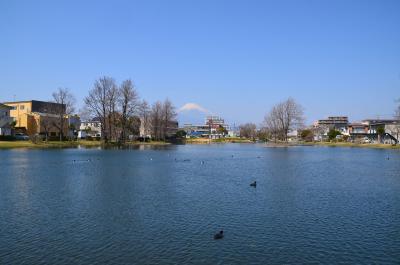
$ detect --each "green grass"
[184,137,254,144]
[299,141,400,149]
[0,140,172,149]
[0,140,103,149]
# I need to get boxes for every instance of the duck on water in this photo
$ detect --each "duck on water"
[214,230,224,240]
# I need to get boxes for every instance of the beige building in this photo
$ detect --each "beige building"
[4,100,68,137]
[0,103,13,136]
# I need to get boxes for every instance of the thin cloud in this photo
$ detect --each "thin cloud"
[178,103,209,113]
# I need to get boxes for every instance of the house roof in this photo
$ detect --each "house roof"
[362,119,398,123]
[348,123,366,127]
[0,103,13,109]
[3,100,64,106]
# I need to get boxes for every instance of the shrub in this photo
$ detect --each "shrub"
[328,129,341,140]
[300,129,314,142]
[0,135,16,141]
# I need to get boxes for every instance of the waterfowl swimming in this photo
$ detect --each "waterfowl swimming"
[214,230,224,239]
[250,181,257,187]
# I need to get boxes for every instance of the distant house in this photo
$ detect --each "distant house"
[0,103,13,136]
[78,119,102,139]
[183,124,210,138]
[348,123,368,134]
[362,119,399,144]
[348,119,399,144]
[67,115,81,138]
[287,129,299,141]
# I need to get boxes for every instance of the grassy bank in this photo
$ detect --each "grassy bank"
[299,141,400,149]
[0,140,102,149]
[0,140,170,149]
[185,137,253,144]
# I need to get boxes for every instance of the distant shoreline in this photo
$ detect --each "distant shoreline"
[298,141,400,149]
[263,141,400,149]
[0,140,399,150]
[0,140,170,149]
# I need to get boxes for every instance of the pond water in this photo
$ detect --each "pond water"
[1,144,399,264]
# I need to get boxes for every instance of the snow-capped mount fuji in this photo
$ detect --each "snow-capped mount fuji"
[177,103,209,125]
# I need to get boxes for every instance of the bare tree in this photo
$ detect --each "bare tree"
[162,99,177,140]
[106,82,119,142]
[126,116,141,138]
[40,116,53,142]
[395,98,400,120]
[239,123,257,140]
[263,108,282,142]
[84,76,116,142]
[150,101,163,140]
[139,100,151,138]
[52,88,76,141]
[118,79,139,143]
[263,98,304,142]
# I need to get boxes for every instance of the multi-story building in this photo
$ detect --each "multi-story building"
[315,116,349,132]
[3,100,68,137]
[313,116,349,140]
[0,103,13,136]
[205,116,229,131]
[183,116,230,138]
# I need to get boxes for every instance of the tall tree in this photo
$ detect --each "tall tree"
[84,76,116,142]
[239,123,257,139]
[161,99,177,140]
[106,82,119,141]
[263,98,304,142]
[118,79,139,143]
[52,88,76,141]
[150,101,163,140]
[39,116,53,142]
[139,100,151,138]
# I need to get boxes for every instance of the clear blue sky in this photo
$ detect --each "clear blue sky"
[1,0,399,125]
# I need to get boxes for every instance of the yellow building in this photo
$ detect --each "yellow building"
[4,100,68,137]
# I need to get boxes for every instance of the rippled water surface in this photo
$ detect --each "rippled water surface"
[1,144,400,264]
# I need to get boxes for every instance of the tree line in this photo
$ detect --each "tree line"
[37,82,400,143]
[239,97,400,142]
[83,76,177,143]
[239,97,304,142]
[46,76,177,143]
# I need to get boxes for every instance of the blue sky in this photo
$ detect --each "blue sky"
[1,0,399,125]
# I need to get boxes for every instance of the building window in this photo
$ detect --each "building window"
[20,105,25,110]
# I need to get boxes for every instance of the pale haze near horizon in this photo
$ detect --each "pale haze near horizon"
[1,0,399,126]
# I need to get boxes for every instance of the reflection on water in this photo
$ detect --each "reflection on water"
[0,144,399,264]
